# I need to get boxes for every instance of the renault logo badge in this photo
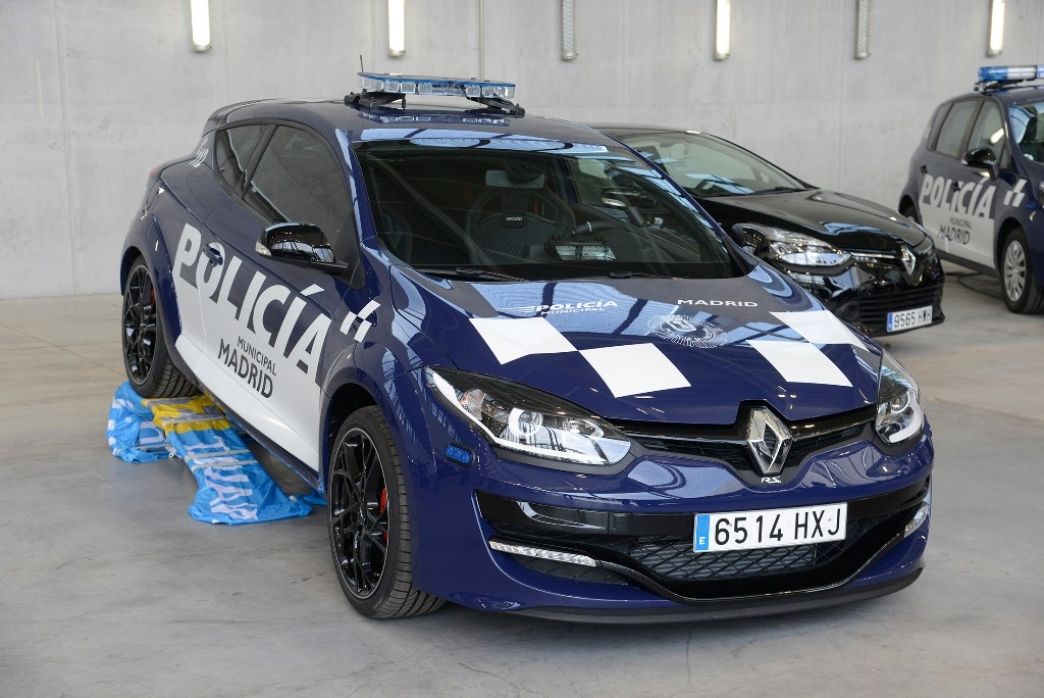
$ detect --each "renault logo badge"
[746,408,793,476]
[900,246,917,275]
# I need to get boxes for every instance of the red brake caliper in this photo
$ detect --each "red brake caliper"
[378,487,389,542]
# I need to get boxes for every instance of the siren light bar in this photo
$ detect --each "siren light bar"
[358,72,516,100]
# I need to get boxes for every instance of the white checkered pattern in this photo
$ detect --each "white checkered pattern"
[470,310,865,396]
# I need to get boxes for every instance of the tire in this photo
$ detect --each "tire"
[1000,228,1044,314]
[327,406,444,619]
[121,257,197,398]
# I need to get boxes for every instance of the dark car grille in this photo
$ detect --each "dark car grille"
[478,478,928,602]
[612,406,873,483]
[853,284,942,327]
[625,512,881,583]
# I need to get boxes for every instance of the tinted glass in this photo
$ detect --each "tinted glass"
[247,126,352,248]
[615,131,806,197]
[1008,100,1044,161]
[967,101,1005,157]
[934,100,979,157]
[214,125,265,191]
[355,140,742,281]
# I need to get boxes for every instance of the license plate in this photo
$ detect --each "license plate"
[694,503,847,553]
[886,305,932,332]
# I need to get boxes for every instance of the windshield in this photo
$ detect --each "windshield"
[1009,100,1044,162]
[614,131,807,198]
[355,139,744,281]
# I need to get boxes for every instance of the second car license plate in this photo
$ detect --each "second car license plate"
[886,305,933,332]
[694,503,847,553]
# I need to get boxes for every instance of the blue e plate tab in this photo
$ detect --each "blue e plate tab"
[694,514,710,552]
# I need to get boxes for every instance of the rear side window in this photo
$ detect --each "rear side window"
[214,125,265,192]
[934,100,980,158]
[246,126,353,251]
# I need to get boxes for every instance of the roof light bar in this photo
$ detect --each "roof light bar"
[978,64,1044,84]
[358,71,515,100]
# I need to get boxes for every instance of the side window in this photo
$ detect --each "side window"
[934,100,980,158]
[246,126,353,252]
[967,102,1006,157]
[214,125,265,192]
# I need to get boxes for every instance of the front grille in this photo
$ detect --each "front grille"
[613,406,872,481]
[479,478,928,601]
[853,284,942,327]
[632,539,822,580]
[625,511,882,583]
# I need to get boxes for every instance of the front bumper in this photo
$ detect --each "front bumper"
[406,413,933,618]
[783,253,946,336]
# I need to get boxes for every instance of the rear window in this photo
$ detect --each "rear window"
[354,139,743,281]
[934,100,980,158]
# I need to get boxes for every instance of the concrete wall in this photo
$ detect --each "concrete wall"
[3,0,1044,298]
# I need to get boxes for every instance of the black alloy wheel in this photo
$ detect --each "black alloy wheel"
[123,264,157,384]
[327,407,444,618]
[120,257,196,398]
[329,427,390,599]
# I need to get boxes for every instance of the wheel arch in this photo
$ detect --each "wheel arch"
[995,217,1022,270]
[322,380,379,487]
[120,246,143,291]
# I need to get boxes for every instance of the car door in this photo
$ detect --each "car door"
[199,123,362,472]
[916,98,982,261]
[960,99,1015,269]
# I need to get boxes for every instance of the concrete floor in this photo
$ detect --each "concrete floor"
[1,274,1042,697]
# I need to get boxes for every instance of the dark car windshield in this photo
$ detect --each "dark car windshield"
[612,131,807,198]
[354,139,744,281]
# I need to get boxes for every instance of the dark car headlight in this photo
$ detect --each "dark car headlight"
[425,367,632,466]
[874,352,924,445]
[734,223,851,267]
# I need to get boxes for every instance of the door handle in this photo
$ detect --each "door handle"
[918,164,928,174]
[950,180,961,191]
[203,244,223,266]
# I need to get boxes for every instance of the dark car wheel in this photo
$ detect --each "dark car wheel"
[1000,228,1044,314]
[327,406,444,619]
[121,257,197,398]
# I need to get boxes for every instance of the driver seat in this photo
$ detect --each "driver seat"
[467,188,575,265]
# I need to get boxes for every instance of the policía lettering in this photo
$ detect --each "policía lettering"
[173,224,331,385]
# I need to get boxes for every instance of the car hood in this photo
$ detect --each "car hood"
[699,189,928,251]
[389,264,882,425]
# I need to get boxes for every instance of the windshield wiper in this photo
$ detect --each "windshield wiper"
[749,186,808,195]
[606,270,673,279]
[412,266,526,282]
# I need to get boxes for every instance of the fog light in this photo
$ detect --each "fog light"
[904,486,932,537]
[489,540,596,567]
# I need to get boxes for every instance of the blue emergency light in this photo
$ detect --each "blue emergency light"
[358,72,516,100]
[978,64,1044,84]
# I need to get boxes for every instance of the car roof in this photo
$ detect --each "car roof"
[209,97,620,147]
[944,85,1044,106]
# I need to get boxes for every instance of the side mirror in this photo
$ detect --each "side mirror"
[257,222,348,273]
[962,147,999,178]
[730,224,764,253]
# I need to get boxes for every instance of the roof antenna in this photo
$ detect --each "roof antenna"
[359,54,365,73]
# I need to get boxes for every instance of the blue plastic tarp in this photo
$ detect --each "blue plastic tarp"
[105,382,319,525]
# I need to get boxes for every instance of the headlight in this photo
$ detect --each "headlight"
[734,223,851,267]
[425,367,632,467]
[874,352,924,444]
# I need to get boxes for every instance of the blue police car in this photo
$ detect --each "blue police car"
[901,64,1044,313]
[121,73,932,620]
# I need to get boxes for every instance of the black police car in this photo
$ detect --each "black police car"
[899,65,1044,314]
[598,126,945,335]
